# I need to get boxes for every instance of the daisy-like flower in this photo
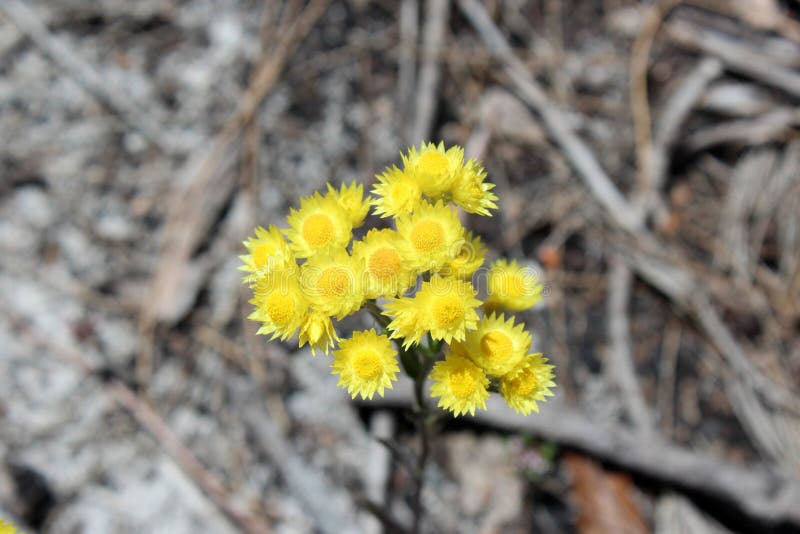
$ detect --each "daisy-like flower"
[284,192,352,258]
[239,225,294,279]
[430,349,490,416]
[402,141,464,198]
[500,353,556,415]
[450,158,498,216]
[0,518,18,534]
[461,313,531,377]
[352,229,416,299]
[298,310,338,356]
[371,165,423,218]
[397,200,466,271]
[332,329,400,399]
[384,276,481,348]
[249,269,308,341]
[437,231,486,279]
[325,181,370,228]
[301,249,364,319]
[485,259,543,312]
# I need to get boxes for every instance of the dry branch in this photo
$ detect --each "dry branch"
[365,388,800,528]
[667,17,800,98]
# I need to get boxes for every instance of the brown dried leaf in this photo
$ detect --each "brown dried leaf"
[564,452,649,534]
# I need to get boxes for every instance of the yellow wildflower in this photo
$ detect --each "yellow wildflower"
[438,231,486,279]
[485,259,543,312]
[285,192,352,258]
[239,225,294,279]
[249,269,308,341]
[402,141,464,198]
[462,313,531,377]
[371,165,423,218]
[325,181,370,228]
[298,310,339,356]
[301,249,364,319]
[0,519,18,534]
[397,200,466,271]
[430,349,490,416]
[450,158,498,216]
[332,329,399,399]
[352,229,415,299]
[384,276,481,348]
[500,353,556,415]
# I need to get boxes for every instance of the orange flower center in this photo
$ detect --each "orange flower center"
[317,267,351,298]
[368,246,401,281]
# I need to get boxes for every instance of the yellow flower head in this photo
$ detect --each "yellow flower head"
[301,249,364,319]
[239,225,294,279]
[402,141,464,197]
[438,231,486,279]
[450,158,497,216]
[0,519,18,534]
[430,349,490,416]
[462,313,531,377]
[298,310,339,356]
[500,353,556,414]
[352,229,415,299]
[326,181,370,228]
[485,259,543,312]
[384,276,481,348]
[397,200,466,272]
[332,329,400,399]
[285,192,352,258]
[371,165,423,218]
[249,269,308,341]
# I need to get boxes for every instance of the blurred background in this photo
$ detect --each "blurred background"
[1,0,799,533]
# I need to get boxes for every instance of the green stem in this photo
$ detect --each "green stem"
[410,345,438,534]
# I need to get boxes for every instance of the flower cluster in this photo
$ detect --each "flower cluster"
[241,142,555,416]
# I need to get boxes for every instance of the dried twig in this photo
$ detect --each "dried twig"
[606,257,654,432]
[457,0,641,231]
[411,0,450,144]
[649,57,722,223]
[630,0,682,203]
[667,17,800,99]
[398,0,420,140]
[240,403,356,534]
